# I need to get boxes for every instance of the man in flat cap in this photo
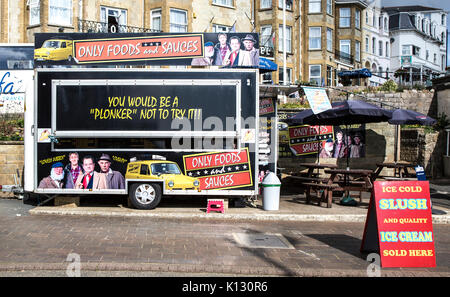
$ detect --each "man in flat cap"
[239,34,259,66]
[191,41,215,66]
[97,153,125,189]
[38,162,65,188]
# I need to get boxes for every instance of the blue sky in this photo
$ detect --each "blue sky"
[382,0,449,65]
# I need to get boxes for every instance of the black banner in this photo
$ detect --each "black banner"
[55,84,237,132]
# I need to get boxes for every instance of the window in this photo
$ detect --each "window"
[372,37,376,54]
[327,28,333,52]
[402,45,411,55]
[412,46,420,57]
[150,9,162,31]
[442,14,446,26]
[340,8,351,28]
[101,6,127,32]
[279,67,292,84]
[309,27,321,50]
[327,66,333,86]
[309,0,321,13]
[309,65,321,86]
[170,9,187,32]
[327,0,332,15]
[213,24,231,32]
[261,25,273,47]
[278,0,292,10]
[279,25,292,52]
[442,55,446,71]
[442,32,446,42]
[355,41,361,62]
[386,42,389,57]
[260,0,272,9]
[365,11,369,24]
[384,17,388,31]
[378,40,383,56]
[29,0,40,26]
[434,53,437,64]
[365,36,369,52]
[49,0,72,26]
[340,40,351,55]
[213,0,233,7]
[355,10,361,29]
[426,50,429,61]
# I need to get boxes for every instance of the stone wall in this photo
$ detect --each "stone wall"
[0,142,24,197]
[401,128,445,178]
[325,88,436,117]
[280,88,443,178]
[278,123,398,175]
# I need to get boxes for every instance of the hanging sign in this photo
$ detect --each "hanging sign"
[302,87,332,115]
[361,181,436,268]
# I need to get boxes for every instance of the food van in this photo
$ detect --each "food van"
[23,68,260,209]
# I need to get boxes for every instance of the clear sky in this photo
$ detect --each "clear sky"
[382,0,450,66]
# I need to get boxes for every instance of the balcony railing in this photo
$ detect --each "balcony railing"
[78,18,160,33]
[335,50,354,65]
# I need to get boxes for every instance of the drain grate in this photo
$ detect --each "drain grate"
[232,233,294,249]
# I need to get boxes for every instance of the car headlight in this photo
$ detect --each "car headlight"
[46,51,51,56]
[193,180,199,187]
[168,181,174,187]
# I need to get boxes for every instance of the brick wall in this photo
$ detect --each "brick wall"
[0,142,24,197]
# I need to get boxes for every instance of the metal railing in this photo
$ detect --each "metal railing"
[335,50,354,65]
[77,18,160,33]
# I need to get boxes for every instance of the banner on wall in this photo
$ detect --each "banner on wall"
[0,70,34,113]
[34,33,260,67]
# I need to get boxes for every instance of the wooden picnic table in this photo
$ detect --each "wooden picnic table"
[289,163,337,207]
[298,162,338,177]
[373,162,417,179]
[318,168,375,208]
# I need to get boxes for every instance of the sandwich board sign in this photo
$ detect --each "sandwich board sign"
[361,181,436,268]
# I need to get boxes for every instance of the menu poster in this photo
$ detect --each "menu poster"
[361,181,436,268]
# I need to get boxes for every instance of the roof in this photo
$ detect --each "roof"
[335,0,368,8]
[388,12,417,31]
[383,6,444,14]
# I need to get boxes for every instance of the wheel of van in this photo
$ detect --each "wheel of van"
[129,183,162,210]
[67,55,72,62]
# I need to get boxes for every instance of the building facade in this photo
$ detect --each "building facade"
[0,1,448,87]
[385,5,447,85]
[362,0,390,86]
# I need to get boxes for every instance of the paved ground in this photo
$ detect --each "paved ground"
[0,196,449,277]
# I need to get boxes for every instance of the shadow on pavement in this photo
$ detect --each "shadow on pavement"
[306,234,365,259]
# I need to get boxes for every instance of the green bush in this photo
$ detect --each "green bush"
[379,80,398,92]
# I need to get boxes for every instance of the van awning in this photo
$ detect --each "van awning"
[338,68,372,78]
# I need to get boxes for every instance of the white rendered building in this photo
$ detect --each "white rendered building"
[384,5,447,85]
[362,0,391,86]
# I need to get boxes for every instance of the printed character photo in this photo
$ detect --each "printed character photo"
[333,130,348,158]
[214,33,231,66]
[98,153,125,189]
[64,152,85,189]
[239,34,259,66]
[319,138,334,158]
[38,162,65,188]
[223,36,241,67]
[75,155,107,190]
[191,41,215,66]
[350,132,365,158]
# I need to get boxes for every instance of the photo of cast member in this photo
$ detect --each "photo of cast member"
[318,130,365,159]
[192,33,259,67]
[38,153,125,190]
